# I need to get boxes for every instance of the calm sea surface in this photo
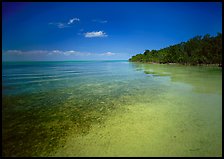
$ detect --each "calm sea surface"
[2,61,222,157]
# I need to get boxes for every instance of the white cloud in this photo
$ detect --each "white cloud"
[49,22,70,29]
[50,50,92,56]
[49,17,79,29]
[5,50,49,55]
[4,50,120,58]
[68,18,80,24]
[64,50,79,56]
[5,50,22,54]
[48,50,62,55]
[84,31,108,38]
[100,52,116,56]
[4,50,93,56]
[52,50,61,53]
[57,23,69,28]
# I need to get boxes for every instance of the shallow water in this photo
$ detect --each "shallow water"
[2,61,222,157]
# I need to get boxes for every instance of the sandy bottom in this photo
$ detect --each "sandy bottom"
[3,62,222,157]
[53,85,222,157]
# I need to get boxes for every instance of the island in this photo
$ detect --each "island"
[129,33,222,66]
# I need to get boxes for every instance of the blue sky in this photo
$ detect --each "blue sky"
[2,2,222,61]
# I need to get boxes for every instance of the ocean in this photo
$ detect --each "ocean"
[2,61,222,157]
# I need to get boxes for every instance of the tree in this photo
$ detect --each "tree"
[129,33,222,65]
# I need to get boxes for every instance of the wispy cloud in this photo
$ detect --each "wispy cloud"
[4,50,23,54]
[4,50,49,55]
[84,31,108,38]
[49,17,80,29]
[68,18,80,24]
[92,19,107,23]
[49,22,70,28]
[4,50,117,57]
[100,52,116,56]
[4,50,92,56]
[47,50,63,55]
[63,50,91,56]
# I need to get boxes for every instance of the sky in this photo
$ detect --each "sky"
[2,2,222,61]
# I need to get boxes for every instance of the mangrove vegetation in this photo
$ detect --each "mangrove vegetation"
[129,33,222,66]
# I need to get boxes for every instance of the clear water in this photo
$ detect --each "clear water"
[2,61,222,157]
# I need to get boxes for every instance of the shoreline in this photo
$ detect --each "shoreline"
[129,61,222,67]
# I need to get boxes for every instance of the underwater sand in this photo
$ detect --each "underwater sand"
[2,61,222,156]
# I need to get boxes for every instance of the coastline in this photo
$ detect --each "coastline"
[129,61,222,67]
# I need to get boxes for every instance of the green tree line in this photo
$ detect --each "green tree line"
[129,33,222,66]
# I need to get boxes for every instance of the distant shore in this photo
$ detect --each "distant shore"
[129,61,222,67]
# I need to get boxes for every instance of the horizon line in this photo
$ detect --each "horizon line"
[2,59,128,62]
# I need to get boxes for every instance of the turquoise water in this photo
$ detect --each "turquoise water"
[2,61,222,157]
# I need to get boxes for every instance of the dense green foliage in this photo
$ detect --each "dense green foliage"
[129,33,222,65]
